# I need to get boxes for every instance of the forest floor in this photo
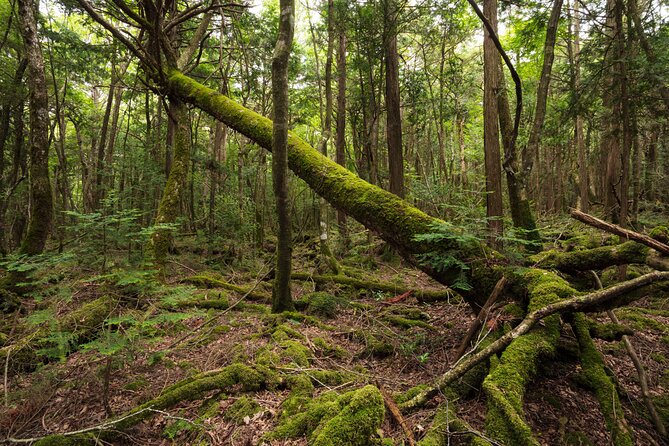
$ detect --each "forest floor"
[0,228,668,445]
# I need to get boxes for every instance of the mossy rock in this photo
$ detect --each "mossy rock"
[269,385,385,446]
[279,340,312,367]
[300,292,347,318]
[224,396,262,423]
[312,337,348,358]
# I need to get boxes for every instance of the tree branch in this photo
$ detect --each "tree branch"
[571,208,669,256]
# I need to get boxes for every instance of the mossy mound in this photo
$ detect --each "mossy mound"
[649,226,669,244]
[297,291,347,318]
[224,396,262,423]
[268,384,385,445]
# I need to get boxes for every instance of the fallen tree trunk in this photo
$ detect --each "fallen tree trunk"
[289,272,458,302]
[165,70,501,308]
[571,209,669,255]
[0,295,116,371]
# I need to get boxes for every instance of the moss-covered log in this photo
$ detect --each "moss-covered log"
[571,313,633,446]
[290,272,458,302]
[480,269,570,446]
[533,241,649,273]
[165,70,499,304]
[183,274,270,301]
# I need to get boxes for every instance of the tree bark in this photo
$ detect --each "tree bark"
[523,0,563,190]
[384,0,404,199]
[335,25,348,245]
[483,0,503,246]
[17,0,53,256]
[270,0,295,313]
[570,0,588,213]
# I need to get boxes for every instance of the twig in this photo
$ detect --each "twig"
[3,407,157,443]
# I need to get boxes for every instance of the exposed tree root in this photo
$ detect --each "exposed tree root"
[571,313,633,445]
[266,384,385,445]
[418,400,494,446]
[288,272,459,303]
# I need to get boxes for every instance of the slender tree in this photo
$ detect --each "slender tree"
[384,0,404,198]
[271,0,295,312]
[483,0,503,246]
[17,0,52,257]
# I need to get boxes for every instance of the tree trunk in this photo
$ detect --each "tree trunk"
[149,98,190,266]
[523,0,563,190]
[483,0,503,247]
[385,0,404,199]
[570,0,588,213]
[17,0,52,256]
[270,0,295,313]
[335,26,348,245]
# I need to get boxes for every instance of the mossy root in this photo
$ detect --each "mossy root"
[572,313,634,446]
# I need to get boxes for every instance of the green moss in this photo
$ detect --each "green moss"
[34,434,95,445]
[312,337,348,358]
[282,374,315,417]
[616,309,669,333]
[355,330,394,358]
[588,320,633,342]
[394,384,432,405]
[123,379,148,391]
[481,269,569,446]
[224,396,262,423]
[534,242,648,273]
[183,274,269,301]
[572,313,633,446]
[279,340,311,367]
[649,226,669,244]
[269,385,385,444]
[301,292,346,318]
[309,369,357,387]
[311,385,385,446]
[270,323,305,342]
[418,403,474,446]
[382,314,435,330]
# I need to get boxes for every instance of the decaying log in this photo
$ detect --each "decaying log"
[289,272,459,303]
[183,274,270,301]
[571,209,669,255]
[571,312,633,445]
[0,295,116,371]
[534,241,649,273]
[165,69,504,309]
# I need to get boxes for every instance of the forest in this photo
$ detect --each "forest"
[0,0,668,443]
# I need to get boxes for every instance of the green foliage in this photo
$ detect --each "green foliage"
[413,222,482,291]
